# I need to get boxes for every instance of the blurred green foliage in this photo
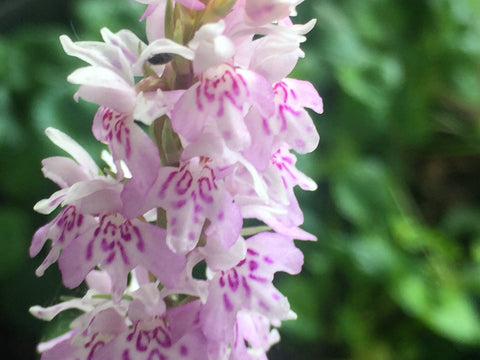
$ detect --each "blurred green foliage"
[1,0,480,359]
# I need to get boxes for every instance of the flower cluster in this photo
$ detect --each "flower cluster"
[30,0,322,358]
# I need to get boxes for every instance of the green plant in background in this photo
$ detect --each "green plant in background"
[277,1,480,359]
[1,0,480,359]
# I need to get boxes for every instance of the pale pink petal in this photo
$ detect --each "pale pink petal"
[189,21,235,74]
[41,157,92,189]
[245,0,301,25]
[30,206,97,276]
[177,0,205,9]
[93,107,161,206]
[68,66,136,114]
[44,127,99,176]
[144,4,165,41]
[100,28,146,69]
[59,214,185,300]
[200,232,303,342]
[60,34,132,80]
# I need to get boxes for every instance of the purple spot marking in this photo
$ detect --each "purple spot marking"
[218,211,224,221]
[180,345,188,356]
[222,130,232,140]
[248,260,259,271]
[263,256,274,264]
[258,300,270,311]
[122,349,131,360]
[77,213,84,227]
[101,238,114,252]
[172,199,187,209]
[295,138,306,149]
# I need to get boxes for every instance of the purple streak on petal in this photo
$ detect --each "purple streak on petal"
[203,78,215,102]
[176,170,193,195]
[195,84,203,111]
[198,177,213,203]
[247,248,259,256]
[242,276,251,297]
[86,238,95,260]
[236,72,248,96]
[87,340,105,360]
[290,87,297,100]
[136,330,150,352]
[153,326,172,348]
[236,259,246,267]
[262,117,271,135]
[105,251,116,264]
[148,349,167,360]
[48,195,65,207]
[158,170,179,199]
[274,81,289,103]
[126,322,138,342]
[249,274,268,283]
[223,293,234,312]
[228,269,239,292]
[122,349,131,360]
[84,333,99,348]
[132,225,144,252]
[117,241,130,265]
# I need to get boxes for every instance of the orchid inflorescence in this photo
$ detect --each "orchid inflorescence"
[30,0,322,358]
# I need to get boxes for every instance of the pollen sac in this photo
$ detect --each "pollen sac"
[148,53,174,65]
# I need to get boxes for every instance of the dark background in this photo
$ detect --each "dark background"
[1,0,480,359]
